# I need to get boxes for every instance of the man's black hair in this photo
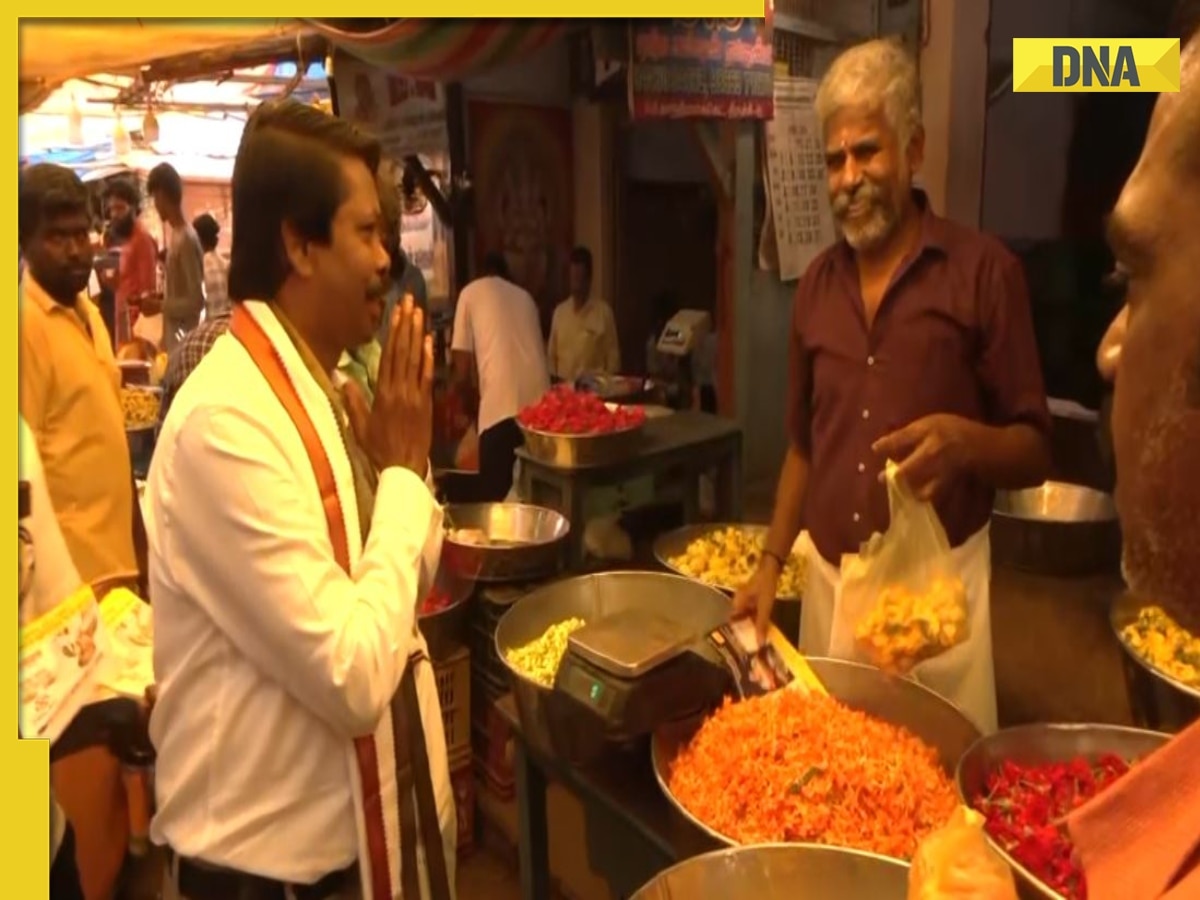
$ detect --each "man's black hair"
[481,251,510,281]
[18,163,89,248]
[226,98,382,303]
[192,213,220,253]
[103,176,141,212]
[145,162,184,207]
[569,245,593,276]
[1173,0,1200,44]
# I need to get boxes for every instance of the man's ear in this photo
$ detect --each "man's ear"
[281,221,314,279]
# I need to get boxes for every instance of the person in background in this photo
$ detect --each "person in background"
[376,164,429,348]
[146,98,455,900]
[191,213,229,320]
[18,162,137,900]
[734,38,1051,736]
[450,251,550,502]
[547,245,620,382]
[156,309,231,429]
[146,162,205,351]
[103,176,158,347]
[21,417,88,900]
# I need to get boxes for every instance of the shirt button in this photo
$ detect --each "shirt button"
[862,409,870,420]
[858,462,866,473]
[867,355,875,366]
[853,513,861,523]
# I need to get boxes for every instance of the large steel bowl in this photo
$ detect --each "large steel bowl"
[630,844,909,900]
[955,722,1171,900]
[518,403,646,468]
[442,503,569,583]
[991,481,1120,576]
[1110,593,1200,733]
[495,571,732,757]
[652,658,982,852]
[653,523,806,601]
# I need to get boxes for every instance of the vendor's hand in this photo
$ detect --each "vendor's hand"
[355,296,433,477]
[872,414,973,503]
[733,560,781,642]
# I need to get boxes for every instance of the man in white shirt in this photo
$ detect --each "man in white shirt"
[146,98,456,900]
[451,252,550,501]
[547,245,621,382]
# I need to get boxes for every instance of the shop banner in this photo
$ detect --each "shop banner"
[332,49,450,160]
[629,18,775,120]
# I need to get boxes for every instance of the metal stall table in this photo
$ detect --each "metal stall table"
[515,412,743,569]
[496,694,720,900]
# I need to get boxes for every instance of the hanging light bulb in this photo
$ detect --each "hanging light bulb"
[113,110,131,156]
[142,103,160,144]
[68,94,84,146]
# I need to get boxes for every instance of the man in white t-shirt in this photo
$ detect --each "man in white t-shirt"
[451,252,550,501]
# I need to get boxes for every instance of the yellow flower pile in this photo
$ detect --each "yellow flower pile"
[855,576,969,673]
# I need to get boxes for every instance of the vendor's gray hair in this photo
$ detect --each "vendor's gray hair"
[815,38,922,149]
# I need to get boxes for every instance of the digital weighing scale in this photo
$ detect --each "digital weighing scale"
[656,309,712,358]
[545,607,732,762]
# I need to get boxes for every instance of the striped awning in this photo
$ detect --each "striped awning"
[305,20,570,80]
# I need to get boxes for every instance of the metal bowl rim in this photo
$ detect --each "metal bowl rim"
[494,569,732,693]
[651,656,981,856]
[953,720,1173,900]
[442,502,572,549]
[517,418,645,441]
[991,481,1118,523]
[1109,593,1200,701]
[652,522,803,601]
[632,840,910,894]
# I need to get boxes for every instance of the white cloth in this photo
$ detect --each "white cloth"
[146,300,456,895]
[451,276,549,433]
[798,526,998,735]
[19,416,79,865]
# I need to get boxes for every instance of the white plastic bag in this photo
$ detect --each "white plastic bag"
[132,311,164,349]
[830,461,970,672]
[908,806,1019,900]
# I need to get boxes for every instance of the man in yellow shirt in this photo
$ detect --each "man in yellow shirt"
[547,245,621,381]
[19,163,139,593]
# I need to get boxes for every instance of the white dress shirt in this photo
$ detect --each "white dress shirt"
[145,317,442,882]
[451,275,550,433]
[547,295,620,381]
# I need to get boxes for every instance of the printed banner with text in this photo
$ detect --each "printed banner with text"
[629,18,775,120]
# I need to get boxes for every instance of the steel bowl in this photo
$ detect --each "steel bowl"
[1110,592,1200,732]
[991,481,1120,576]
[653,523,806,601]
[652,657,982,852]
[442,503,569,584]
[629,843,909,900]
[518,403,646,468]
[955,722,1171,900]
[495,571,732,756]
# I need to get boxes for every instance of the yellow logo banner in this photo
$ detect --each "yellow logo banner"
[1012,38,1180,93]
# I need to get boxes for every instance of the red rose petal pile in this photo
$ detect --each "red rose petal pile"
[518,385,645,435]
[974,754,1131,900]
[419,587,454,617]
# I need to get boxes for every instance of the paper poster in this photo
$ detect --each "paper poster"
[19,584,111,742]
[764,77,838,281]
[97,588,155,701]
[332,49,450,161]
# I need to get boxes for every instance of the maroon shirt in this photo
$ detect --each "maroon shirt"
[788,192,1050,565]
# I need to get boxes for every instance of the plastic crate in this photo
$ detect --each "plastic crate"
[471,698,515,800]
[433,646,471,757]
[450,747,475,858]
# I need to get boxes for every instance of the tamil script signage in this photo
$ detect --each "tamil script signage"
[629,18,775,120]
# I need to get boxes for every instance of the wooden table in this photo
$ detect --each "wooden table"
[515,412,743,568]
[496,695,719,900]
